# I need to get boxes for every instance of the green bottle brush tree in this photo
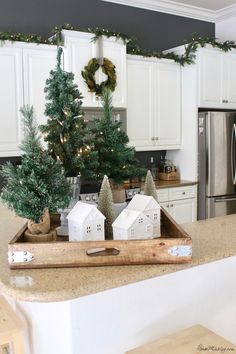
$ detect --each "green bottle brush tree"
[0,105,71,241]
[40,47,98,180]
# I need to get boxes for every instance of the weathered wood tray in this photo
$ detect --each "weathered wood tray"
[8,208,192,269]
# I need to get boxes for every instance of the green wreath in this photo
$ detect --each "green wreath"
[81,57,117,96]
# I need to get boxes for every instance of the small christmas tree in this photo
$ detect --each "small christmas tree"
[143,170,159,202]
[91,88,146,184]
[40,47,98,179]
[0,105,71,232]
[97,175,115,240]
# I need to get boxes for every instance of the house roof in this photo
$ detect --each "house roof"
[112,209,152,230]
[127,194,161,212]
[67,201,105,223]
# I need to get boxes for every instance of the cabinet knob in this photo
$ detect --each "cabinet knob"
[151,137,155,141]
[155,137,159,140]
[166,204,169,208]
[170,204,173,207]
[182,191,186,195]
[222,99,228,103]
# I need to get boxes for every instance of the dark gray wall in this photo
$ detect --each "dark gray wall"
[0,1,214,189]
[0,0,214,51]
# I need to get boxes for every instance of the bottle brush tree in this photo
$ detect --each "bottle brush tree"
[0,105,71,236]
[91,88,146,184]
[40,47,98,180]
[97,175,115,240]
[143,170,159,202]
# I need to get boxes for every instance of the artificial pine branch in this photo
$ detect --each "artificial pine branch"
[0,105,71,223]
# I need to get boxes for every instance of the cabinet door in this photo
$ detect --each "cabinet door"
[127,58,154,149]
[63,31,98,107]
[169,198,197,224]
[155,62,181,147]
[224,53,236,107]
[199,49,222,107]
[23,46,57,127]
[101,37,126,108]
[0,47,23,156]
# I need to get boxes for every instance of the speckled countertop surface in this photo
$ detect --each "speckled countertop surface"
[1,202,235,303]
[154,179,197,189]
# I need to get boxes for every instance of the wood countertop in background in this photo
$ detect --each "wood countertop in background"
[0,201,235,303]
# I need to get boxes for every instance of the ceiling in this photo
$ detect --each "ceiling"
[103,0,236,22]
[170,0,236,11]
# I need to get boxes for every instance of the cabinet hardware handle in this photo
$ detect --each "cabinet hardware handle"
[166,204,169,208]
[182,191,186,195]
[155,137,159,140]
[170,204,173,207]
[151,137,155,141]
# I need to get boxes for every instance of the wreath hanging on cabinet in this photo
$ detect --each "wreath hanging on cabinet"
[81,58,117,96]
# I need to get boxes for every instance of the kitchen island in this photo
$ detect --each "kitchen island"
[1,203,236,354]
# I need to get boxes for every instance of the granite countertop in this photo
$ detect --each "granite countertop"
[0,203,235,303]
[154,179,197,189]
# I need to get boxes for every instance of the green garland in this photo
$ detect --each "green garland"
[1,24,236,66]
[53,25,236,66]
[0,31,51,45]
[81,57,117,96]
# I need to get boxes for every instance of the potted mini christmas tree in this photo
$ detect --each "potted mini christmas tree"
[91,88,146,202]
[0,105,71,242]
[40,47,99,203]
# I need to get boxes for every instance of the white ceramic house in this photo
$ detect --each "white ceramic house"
[112,209,153,240]
[67,201,105,241]
[127,194,161,237]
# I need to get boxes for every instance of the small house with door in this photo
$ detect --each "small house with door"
[127,194,161,237]
[112,209,153,240]
[67,201,105,241]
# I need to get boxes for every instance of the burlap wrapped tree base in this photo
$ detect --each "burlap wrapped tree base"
[24,209,57,243]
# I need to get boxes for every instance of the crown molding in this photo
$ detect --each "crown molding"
[102,0,216,22]
[102,0,236,23]
[215,4,236,22]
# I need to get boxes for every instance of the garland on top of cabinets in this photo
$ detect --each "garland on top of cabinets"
[1,23,236,66]
[0,31,51,45]
[53,24,236,65]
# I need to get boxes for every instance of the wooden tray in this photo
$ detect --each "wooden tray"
[8,209,192,269]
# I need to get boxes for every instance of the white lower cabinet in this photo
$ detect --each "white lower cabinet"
[157,185,197,224]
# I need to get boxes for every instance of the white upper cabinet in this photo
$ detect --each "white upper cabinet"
[0,46,23,157]
[127,58,154,147]
[198,47,236,108]
[0,42,57,157]
[23,45,57,127]
[127,55,181,151]
[62,30,127,108]
[155,62,181,147]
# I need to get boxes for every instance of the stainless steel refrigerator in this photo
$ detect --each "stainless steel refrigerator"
[198,111,236,219]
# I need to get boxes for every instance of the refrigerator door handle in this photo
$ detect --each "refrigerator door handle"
[215,197,236,203]
[231,123,236,185]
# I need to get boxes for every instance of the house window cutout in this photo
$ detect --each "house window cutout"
[138,218,143,224]
[154,213,158,220]
[97,224,102,232]
[146,214,149,218]
[86,226,91,234]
